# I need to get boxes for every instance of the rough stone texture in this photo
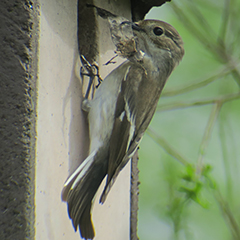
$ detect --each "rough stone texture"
[131,0,171,21]
[130,152,140,240]
[0,1,37,239]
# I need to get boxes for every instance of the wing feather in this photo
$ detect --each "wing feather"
[100,64,165,203]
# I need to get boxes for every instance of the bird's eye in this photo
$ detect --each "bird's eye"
[153,27,163,36]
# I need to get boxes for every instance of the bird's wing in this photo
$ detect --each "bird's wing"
[100,64,163,203]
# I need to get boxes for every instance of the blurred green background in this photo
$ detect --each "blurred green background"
[138,1,240,239]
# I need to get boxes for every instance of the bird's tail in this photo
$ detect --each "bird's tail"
[61,149,108,239]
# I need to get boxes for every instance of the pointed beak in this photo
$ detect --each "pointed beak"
[131,23,145,32]
[120,21,145,32]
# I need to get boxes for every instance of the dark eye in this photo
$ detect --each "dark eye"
[153,27,163,36]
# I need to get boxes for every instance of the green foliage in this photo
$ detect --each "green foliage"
[138,1,240,239]
[179,164,214,207]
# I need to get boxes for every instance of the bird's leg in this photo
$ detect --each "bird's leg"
[80,55,103,112]
[80,55,102,99]
[93,64,103,88]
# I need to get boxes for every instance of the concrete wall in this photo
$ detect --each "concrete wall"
[0,1,37,239]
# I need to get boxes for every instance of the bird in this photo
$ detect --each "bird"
[61,6,184,240]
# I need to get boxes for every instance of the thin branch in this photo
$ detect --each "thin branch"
[227,58,240,87]
[171,3,224,60]
[171,2,240,87]
[218,117,233,200]
[157,92,240,112]
[187,0,218,40]
[162,67,232,97]
[214,189,240,240]
[196,103,222,177]
[146,128,190,166]
[218,0,231,44]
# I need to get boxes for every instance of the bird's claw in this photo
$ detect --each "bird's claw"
[80,55,103,99]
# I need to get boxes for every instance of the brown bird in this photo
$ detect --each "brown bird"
[62,6,184,240]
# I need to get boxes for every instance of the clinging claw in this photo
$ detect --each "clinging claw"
[80,55,102,99]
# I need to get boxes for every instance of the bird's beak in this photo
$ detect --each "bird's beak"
[120,21,145,32]
[131,23,145,32]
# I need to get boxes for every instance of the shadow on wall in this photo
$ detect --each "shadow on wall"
[41,0,90,176]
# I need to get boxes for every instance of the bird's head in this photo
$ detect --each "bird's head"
[132,20,184,65]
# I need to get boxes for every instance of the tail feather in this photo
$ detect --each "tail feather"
[66,151,108,239]
[79,203,95,240]
[61,150,97,202]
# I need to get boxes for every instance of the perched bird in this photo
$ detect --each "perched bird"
[62,6,184,240]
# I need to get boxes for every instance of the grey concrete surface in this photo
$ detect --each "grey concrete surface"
[0,1,37,239]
